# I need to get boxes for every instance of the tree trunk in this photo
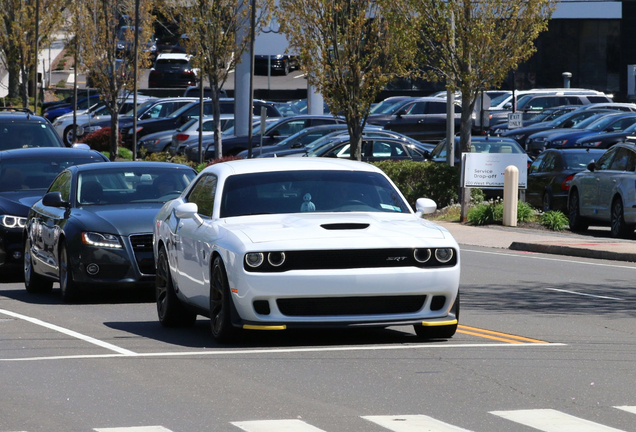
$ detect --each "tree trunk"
[211,75,222,160]
[110,110,119,161]
[459,92,477,222]
[7,61,20,99]
[348,117,363,161]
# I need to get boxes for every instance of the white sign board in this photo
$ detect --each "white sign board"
[508,112,523,129]
[462,153,527,189]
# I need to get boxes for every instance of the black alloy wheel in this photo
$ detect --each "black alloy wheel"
[24,239,53,293]
[59,241,79,302]
[414,292,460,340]
[568,190,588,232]
[210,256,241,343]
[156,247,197,327]
[611,198,633,239]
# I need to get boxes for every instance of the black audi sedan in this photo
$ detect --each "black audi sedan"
[24,162,197,301]
[0,148,108,270]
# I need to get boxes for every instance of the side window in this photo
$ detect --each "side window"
[186,175,217,217]
[528,153,545,174]
[540,153,556,172]
[202,120,216,132]
[595,147,617,171]
[563,96,582,105]
[426,102,447,114]
[608,148,635,171]
[159,102,176,117]
[311,119,337,126]
[146,104,164,118]
[370,141,405,157]
[331,143,351,158]
[274,120,307,136]
[48,171,72,202]
[407,102,426,115]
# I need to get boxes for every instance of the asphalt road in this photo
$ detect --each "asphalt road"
[1,246,636,432]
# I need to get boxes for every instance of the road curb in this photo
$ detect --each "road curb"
[509,242,636,263]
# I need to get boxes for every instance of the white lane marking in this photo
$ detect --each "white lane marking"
[0,308,136,356]
[94,427,173,432]
[0,342,566,362]
[463,248,636,270]
[490,409,626,431]
[614,406,636,414]
[546,288,623,301]
[232,419,326,432]
[294,73,307,79]
[364,414,474,431]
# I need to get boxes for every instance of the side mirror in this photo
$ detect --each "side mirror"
[396,109,407,118]
[42,192,69,208]
[72,143,90,150]
[415,197,437,216]
[141,113,151,120]
[504,103,512,109]
[587,161,596,172]
[175,202,203,225]
[290,143,303,149]
[180,115,191,124]
[268,129,280,138]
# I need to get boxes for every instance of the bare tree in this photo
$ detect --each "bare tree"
[409,0,556,218]
[159,0,273,160]
[278,0,418,161]
[0,0,65,105]
[72,0,154,160]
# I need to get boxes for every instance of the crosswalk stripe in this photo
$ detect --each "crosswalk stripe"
[490,409,627,431]
[363,415,474,432]
[614,406,636,414]
[231,419,327,432]
[93,427,173,432]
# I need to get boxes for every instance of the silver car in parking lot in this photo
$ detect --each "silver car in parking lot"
[568,143,636,238]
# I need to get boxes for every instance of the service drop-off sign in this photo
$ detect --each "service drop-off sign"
[462,153,527,189]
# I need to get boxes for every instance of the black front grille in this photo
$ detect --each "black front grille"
[277,295,427,317]
[130,234,155,275]
[244,248,458,272]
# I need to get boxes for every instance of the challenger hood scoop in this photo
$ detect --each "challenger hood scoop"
[321,223,370,230]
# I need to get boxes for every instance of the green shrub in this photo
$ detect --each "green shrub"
[466,199,536,226]
[371,161,460,209]
[517,201,536,223]
[540,210,569,231]
[83,127,122,152]
[145,151,169,162]
[470,188,486,205]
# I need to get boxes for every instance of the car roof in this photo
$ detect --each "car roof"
[204,157,382,176]
[71,161,194,172]
[0,109,48,123]
[0,148,106,160]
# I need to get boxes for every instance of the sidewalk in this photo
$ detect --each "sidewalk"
[436,221,636,263]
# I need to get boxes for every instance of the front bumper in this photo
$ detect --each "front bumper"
[228,264,460,326]
[70,234,155,288]
[0,228,24,266]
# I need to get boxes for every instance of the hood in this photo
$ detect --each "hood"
[78,204,163,236]
[527,128,574,139]
[225,213,447,247]
[0,190,47,216]
[577,131,627,143]
[546,130,595,143]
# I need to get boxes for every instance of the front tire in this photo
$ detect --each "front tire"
[414,292,460,340]
[156,247,197,327]
[63,125,76,146]
[568,190,588,232]
[611,198,633,238]
[59,241,80,302]
[24,239,53,293]
[210,256,241,343]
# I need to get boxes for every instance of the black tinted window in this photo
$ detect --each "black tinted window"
[187,174,217,217]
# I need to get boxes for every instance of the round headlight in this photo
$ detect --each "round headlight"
[267,252,286,267]
[414,248,431,263]
[245,252,264,268]
[435,248,454,263]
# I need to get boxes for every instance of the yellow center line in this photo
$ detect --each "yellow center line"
[457,329,524,344]
[458,325,548,344]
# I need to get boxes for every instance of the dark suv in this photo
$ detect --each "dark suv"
[0,108,66,150]
[149,53,196,88]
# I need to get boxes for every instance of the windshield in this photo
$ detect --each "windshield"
[0,156,102,192]
[490,93,512,107]
[586,115,625,131]
[0,123,64,151]
[563,151,605,170]
[370,99,409,114]
[125,100,156,117]
[570,114,612,130]
[220,170,410,217]
[77,168,195,205]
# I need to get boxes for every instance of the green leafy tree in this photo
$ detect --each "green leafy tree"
[0,0,65,105]
[408,0,556,218]
[159,0,273,160]
[72,0,155,160]
[278,0,417,161]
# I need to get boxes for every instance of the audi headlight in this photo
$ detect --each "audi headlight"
[81,232,122,249]
[550,139,568,146]
[0,215,27,229]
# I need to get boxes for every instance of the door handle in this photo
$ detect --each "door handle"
[417,119,425,124]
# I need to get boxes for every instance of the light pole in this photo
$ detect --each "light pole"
[132,0,140,160]
[33,0,40,112]
[247,0,256,158]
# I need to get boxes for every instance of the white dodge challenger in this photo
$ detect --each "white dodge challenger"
[153,158,460,343]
